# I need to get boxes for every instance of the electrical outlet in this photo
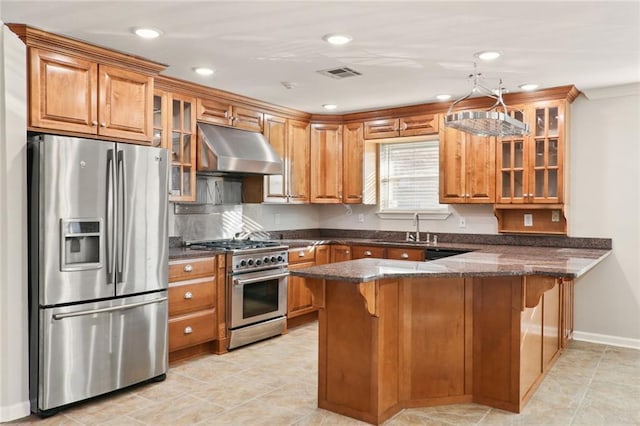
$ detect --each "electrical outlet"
[551,210,560,223]
[459,217,466,228]
[274,213,281,225]
[358,213,365,223]
[524,213,533,227]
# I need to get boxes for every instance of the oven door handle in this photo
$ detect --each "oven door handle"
[233,271,289,286]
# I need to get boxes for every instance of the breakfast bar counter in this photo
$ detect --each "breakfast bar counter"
[290,247,610,425]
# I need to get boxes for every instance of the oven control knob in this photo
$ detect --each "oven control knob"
[270,256,277,263]
[256,259,262,266]
[240,260,247,267]
[277,255,284,262]
[247,259,254,266]
[263,256,270,264]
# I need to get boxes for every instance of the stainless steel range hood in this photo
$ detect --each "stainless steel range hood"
[197,122,283,175]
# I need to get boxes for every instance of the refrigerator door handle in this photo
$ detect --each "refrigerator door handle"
[116,150,126,280]
[52,296,168,320]
[106,149,115,280]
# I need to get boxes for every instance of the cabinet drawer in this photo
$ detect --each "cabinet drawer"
[386,247,425,261]
[168,308,217,352]
[168,277,215,316]
[169,257,215,281]
[289,246,315,263]
[351,245,386,259]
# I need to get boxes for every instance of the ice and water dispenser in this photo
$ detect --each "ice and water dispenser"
[60,219,102,271]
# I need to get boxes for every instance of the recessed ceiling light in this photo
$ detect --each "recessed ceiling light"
[133,27,162,39]
[519,83,539,91]
[322,104,338,110]
[475,51,501,61]
[436,94,452,101]
[322,34,353,46]
[193,67,215,76]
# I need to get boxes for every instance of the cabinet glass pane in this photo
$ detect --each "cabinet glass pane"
[172,132,181,162]
[548,107,559,137]
[502,142,511,169]
[182,134,191,163]
[514,171,523,197]
[548,169,558,197]
[514,141,524,168]
[513,110,524,122]
[182,167,191,195]
[172,100,180,130]
[171,166,180,193]
[184,102,192,132]
[535,140,545,167]
[153,96,162,128]
[535,170,544,197]
[501,171,511,197]
[549,139,558,166]
[536,109,545,137]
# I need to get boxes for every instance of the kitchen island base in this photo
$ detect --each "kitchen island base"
[305,275,572,425]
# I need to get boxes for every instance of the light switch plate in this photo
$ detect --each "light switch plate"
[358,214,365,223]
[551,210,560,222]
[524,213,533,227]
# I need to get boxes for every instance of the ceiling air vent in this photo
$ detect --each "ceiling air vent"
[317,67,362,79]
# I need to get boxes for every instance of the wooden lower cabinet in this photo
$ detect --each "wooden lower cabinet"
[287,246,319,326]
[168,256,218,362]
[386,247,425,261]
[351,245,385,259]
[330,245,352,263]
[305,274,572,424]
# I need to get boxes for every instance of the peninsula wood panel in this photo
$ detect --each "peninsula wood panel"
[400,277,465,400]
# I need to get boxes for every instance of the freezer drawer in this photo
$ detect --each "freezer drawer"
[35,292,168,412]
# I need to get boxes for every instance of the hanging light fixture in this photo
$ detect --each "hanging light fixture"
[444,65,528,137]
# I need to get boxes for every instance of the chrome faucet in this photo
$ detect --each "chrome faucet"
[414,213,420,242]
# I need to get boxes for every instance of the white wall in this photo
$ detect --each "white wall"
[0,23,30,422]
[569,87,640,345]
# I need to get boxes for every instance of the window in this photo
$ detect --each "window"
[378,140,448,215]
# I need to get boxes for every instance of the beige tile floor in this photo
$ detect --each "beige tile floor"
[13,322,640,425]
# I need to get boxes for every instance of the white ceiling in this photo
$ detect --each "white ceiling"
[1,1,639,114]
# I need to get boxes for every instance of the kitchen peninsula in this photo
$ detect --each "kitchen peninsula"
[291,246,610,425]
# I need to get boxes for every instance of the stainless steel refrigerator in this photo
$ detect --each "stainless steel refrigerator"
[27,134,169,416]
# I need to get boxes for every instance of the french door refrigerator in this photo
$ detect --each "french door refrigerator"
[27,134,169,416]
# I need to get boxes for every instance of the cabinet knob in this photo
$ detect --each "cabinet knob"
[100,122,106,128]
[401,253,409,259]
[183,326,193,335]
[183,264,193,272]
[345,250,350,255]
[91,121,98,126]
[183,291,193,299]
[364,250,372,256]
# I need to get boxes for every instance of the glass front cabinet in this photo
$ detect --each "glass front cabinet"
[154,91,196,202]
[496,100,565,204]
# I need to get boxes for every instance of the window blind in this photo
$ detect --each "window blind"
[379,140,442,212]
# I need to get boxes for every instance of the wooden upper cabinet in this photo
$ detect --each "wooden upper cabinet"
[496,101,565,204]
[310,123,343,203]
[197,98,263,132]
[28,48,154,143]
[98,65,153,141]
[288,119,311,203]
[262,115,288,203]
[439,126,495,204]
[364,114,438,139]
[342,122,364,203]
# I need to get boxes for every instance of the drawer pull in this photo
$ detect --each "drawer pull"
[183,264,193,272]
[364,250,372,256]
[401,253,409,259]
[183,291,193,300]
[298,251,305,257]
[184,326,193,335]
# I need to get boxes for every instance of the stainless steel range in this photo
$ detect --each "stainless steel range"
[186,240,289,349]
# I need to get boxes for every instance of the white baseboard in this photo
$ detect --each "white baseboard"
[0,400,30,423]
[573,331,640,350]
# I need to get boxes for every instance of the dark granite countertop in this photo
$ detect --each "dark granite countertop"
[168,247,225,260]
[289,245,611,282]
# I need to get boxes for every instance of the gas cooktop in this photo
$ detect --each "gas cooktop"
[185,239,284,251]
